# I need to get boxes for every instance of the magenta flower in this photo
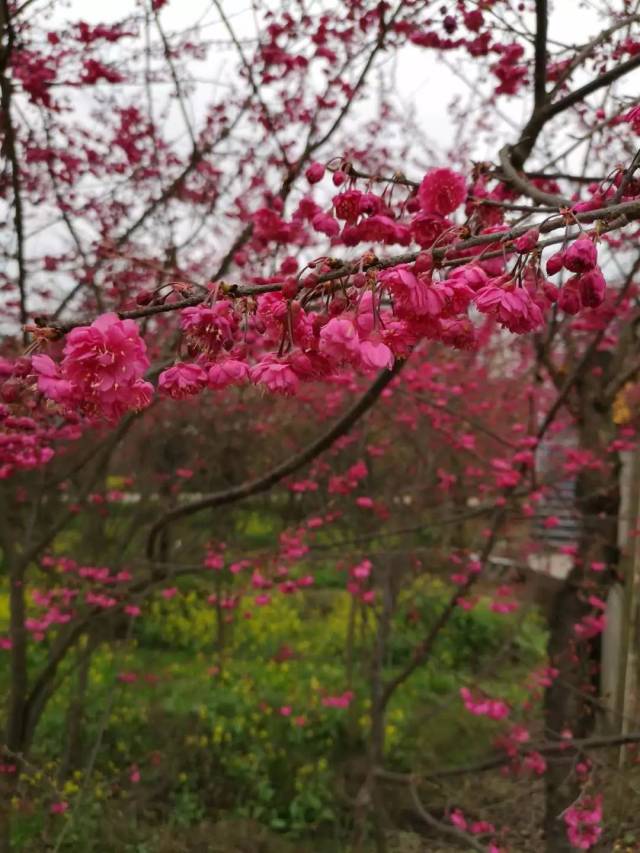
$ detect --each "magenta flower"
[305,161,325,184]
[31,354,74,404]
[359,340,394,370]
[207,359,249,389]
[410,212,451,248]
[180,302,238,355]
[564,796,603,850]
[251,357,299,395]
[319,317,361,364]
[546,250,565,276]
[460,687,510,720]
[514,227,540,253]
[33,313,153,422]
[564,237,598,273]
[475,283,544,333]
[333,189,362,223]
[558,282,582,315]
[577,267,606,308]
[418,168,467,216]
[381,267,442,318]
[312,212,340,237]
[64,313,148,388]
[158,362,207,399]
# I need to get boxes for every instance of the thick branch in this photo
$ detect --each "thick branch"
[1,0,28,340]
[499,144,570,207]
[377,731,640,784]
[46,198,640,337]
[533,0,548,108]
[146,358,407,558]
[512,51,640,168]
[408,783,486,853]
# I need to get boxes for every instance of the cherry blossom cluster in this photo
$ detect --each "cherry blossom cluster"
[460,686,510,721]
[33,313,152,422]
[449,808,504,853]
[25,156,626,433]
[563,795,603,850]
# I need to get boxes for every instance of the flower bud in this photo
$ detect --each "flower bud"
[546,250,565,276]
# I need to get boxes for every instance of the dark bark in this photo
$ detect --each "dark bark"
[352,560,399,853]
[58,636,96,782]
[543,377,620,852]
[1,517,27,853]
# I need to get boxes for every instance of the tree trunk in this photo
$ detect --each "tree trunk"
[352,561,397,853]
[58,636,96,782]
[2,553,28,853]
[544,397,620,852]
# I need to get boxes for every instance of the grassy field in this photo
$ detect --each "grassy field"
[1,571,552,851]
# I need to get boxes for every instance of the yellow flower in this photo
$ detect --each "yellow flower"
[613,384,633,424]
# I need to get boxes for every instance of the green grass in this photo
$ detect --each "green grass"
[2,573,547,851]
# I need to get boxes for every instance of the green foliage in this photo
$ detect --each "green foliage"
[10,573,547,850]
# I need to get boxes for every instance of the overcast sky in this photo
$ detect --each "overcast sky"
[46,0,608,166]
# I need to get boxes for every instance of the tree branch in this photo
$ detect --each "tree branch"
[377,731,640,784]
[45,198,640,337]
[512,51,640,168]
[499,143,569,207]
[146,358,407,559]
[549,14,640,99]
[408,783,486,852]
[533,0,548,109]
[1,0,28,340]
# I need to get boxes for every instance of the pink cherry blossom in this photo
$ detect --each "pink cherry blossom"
[34,314,153,421]
[159,362,207,399]
[564,237,598,273]
[161,587,178,599]
[312,212,340,237]
[322,690,354,709]
[475,283,544,333]
[546,250,565,276]
[359,339,394,370]
[514,228,539,253]
[564,795,603,850]
[574,613,606,639]
[460,687,510,720]
[523,751,546,775]
[418,168,467,216]
[207,359,249,390]
[410,212,451,247]
[180,302,238,355]
[381,266,442,317]
[305,161,325,183]
[450,809,467,830]
[251,357,299,395]
[577,267,606,308]
[319,317,361,363]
